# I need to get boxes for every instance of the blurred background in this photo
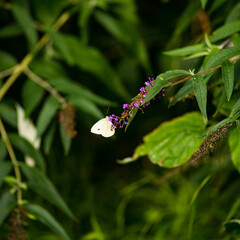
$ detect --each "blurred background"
[0,0,240,239]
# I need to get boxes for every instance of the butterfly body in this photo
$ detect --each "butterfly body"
[91,116,115,137]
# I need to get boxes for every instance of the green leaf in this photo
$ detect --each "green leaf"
[222,61,234,101]
[0,139,7,163]
[142,79,171,104]
[200,0,208,9]
[192,75,207,119]
[132,112,206,167]
[0,50,17,71]
[20,164,76,220]
[214,88,227,116]
[232,33,240,46]
[230,97,240,117]
[225,3,240,24]
[163,44,205,57]
[168,0,201,47]
[8,134,46,172]
[32,0,65,26]
[36,96,59,137]
[209,20,240,43]
[0,102,17,128]
[0,191,16,227]
[43,122,56,155]
[25,204,71,240]
[0,23,23,38]
[48,30,74,64]
[169,80,193,107]
[224,219,240,235]
[157,70,191,80]
[0,162,12,189]
[204,46,240,70]
[57,34,130,100]
[125,107,138,131]
[59,125,71,156]
[229,127,240,172]
[22,78,45,117]
[200,117,233,137]
[11,3,38,50]
[68,96,103,119]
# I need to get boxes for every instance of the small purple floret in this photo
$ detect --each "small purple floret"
[124,121,128,125]
[143,93,147,98]
[140,99,144,103]
[145,102,149,107]
[161,88,165,92]
[140,87,145,92]
[123,104,129,109]
[145,81,150,86]
[134,103,139,107]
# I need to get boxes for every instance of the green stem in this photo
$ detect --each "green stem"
[0,117,22,205]
[24,68,67,107]
[0,12,70,101]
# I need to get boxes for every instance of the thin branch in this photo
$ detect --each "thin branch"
[0,117,22,205]
[171,56,240,87]
[0,66,17,79]
[24,68,67,107]
[0,11,70,101]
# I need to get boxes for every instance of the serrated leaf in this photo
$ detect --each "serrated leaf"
[22,78,45,117]
[230,97,240,117]
[20,164,76,220]
[0,23,23,38]
[229,127,240,172]
[222,61,234,101]
[192,75,207,119]
[8,134,45,172]
[59,125,71,156]
[0,162,12,188]
[163,44,205,57]
[209,20,240,43]
[169,80,193,107]
[25,204,70,240]
[204,46,240,71]
[224,219,240,235]
[0,191,16,227]
[0,102,17,128]
[36,96,59,137]
[11,3,38,50]
[132,112,206,167]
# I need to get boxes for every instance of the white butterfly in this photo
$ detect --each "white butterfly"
[91,116,115,137]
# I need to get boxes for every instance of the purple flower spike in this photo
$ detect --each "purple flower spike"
[143,93,147,98]
[123,104,129,109]
[109,116,113,122]
[134,103,139,107]
[148,77,153,86]
[140,87,145,92]
[152,78,155,84]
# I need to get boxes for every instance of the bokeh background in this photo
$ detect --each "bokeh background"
[0,0,240,239]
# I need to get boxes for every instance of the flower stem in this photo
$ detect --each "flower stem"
[24,68,67,107]
[0,11,70,101]
[0,117,22,205]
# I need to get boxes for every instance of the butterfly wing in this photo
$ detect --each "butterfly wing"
[91,118,106,135]
[101,117,115,137]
